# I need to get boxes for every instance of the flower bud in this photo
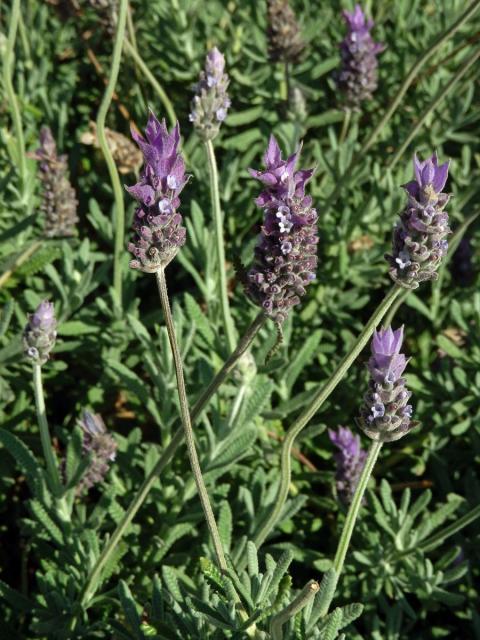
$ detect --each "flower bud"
[23,301,57,365]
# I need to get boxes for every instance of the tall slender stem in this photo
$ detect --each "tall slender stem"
[95,0,128,309]
[387,48,480,171]
[205,140,236,352]
[155,268,227,570]
[32,364,62,495]
[315,440,383,619]
[251,285,402,552]
[123,39,177,128]
[3,0,27,195]
[79,311,265,607]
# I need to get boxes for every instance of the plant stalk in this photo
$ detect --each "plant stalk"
[251,285,402,552]
[155,268,227,570]
[79,310,265,607]
[205,139,236,353]
[270,579,320,640]
[3,0,27,195]
[96,0,128,309]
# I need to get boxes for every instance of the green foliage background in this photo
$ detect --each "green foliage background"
[0,0,479,638]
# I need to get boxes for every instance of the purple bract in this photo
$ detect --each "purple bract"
[246,135,318,324]
[329,426,367,504]
[23,301,57,365]
[126,112,188,272]
[77,410,117,494]
[386,153,451,289]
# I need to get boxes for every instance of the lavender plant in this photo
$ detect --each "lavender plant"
[335,4,383,109]
[329,426,367,504]
[76,410,117,493]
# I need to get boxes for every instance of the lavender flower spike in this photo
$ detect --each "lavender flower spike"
[246,135,318,324]
[30,126,79,237]
[77,410,117,493]
[23,301,57,365]
[357,326,418,443]
[126,112,188,272]
[335,4,383,109]
[329,426,367,504]
[190,47,231,141]
[386,153,451,289]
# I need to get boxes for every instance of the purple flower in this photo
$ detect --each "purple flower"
[30,126,78,237]
[77,411,117,494]
[335,4,383,109]
[23,301,57,365]
[126,112,188,272]
[386,153,451,289]
[246,135,318,324]
[329,426,367,504]
[190,47,230,141]
[357,326,417,442]
[267,0,305,64]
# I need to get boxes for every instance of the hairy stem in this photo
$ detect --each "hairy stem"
[3,0,27,194]
[155,268,227,570]
[251,285,402,552]
[205,139,236,352]
[96,0,128,309]
[79,311,265,607]
[270,579,320,640]
[32,364,62,496]
[123,39,177,128]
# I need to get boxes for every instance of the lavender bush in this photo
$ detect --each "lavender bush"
[0,1,479,639]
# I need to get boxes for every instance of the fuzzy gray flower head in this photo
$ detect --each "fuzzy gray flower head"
[267,0,305,64]
[246,135,318,324]
[190,47,231,141]
[77,410,117,493]
[23,300,57,365]
[386,153,451,289]
[357,326,417,443]
[30,126,79,238]
[126,112,188,272]
[335,4,383,109]
[329,426,367,504]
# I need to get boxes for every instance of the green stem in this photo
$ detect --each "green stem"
[314,441,383,619]
[339,109,351,146]
[387,48,480,170]
[205,139,236,352]
[3,0,27,194]
[251,285,402,552]
[155,268,227,570]
[324,0,480,209]
[79,311,265,607]
[32,364,62,495]
[96,0,128,309]
[270,580,320,640]
[123,38,177,128]
[383,288,409,327]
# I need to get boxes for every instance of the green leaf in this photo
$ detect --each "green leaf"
[29,500,64,546]
[218,501,233,552]
[0,428,42,491]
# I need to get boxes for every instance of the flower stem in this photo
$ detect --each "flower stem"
[155,268,227,570]
[339,108,351,145]
[314,440,382,619]
[3,0,27,196]
[387,47,480,171]
[250,285,402,553]
[270,579,320,640]
[79,311,265,608]
[123,38,177,128]
[205,139,236,353]
[96,0,128,310]
[32,364,62,496]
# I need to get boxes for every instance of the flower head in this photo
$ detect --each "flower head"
[267,0,305,64]
[190,47,230,141]
[329,426,367,504]
[246,135,318,324]
[335,4,383,109]
[126,112,188,272]
[23,301,57,365]
[30,126,78,237]
[357,325,417,442]
[77,410,117,493]
[386,153,451,289]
